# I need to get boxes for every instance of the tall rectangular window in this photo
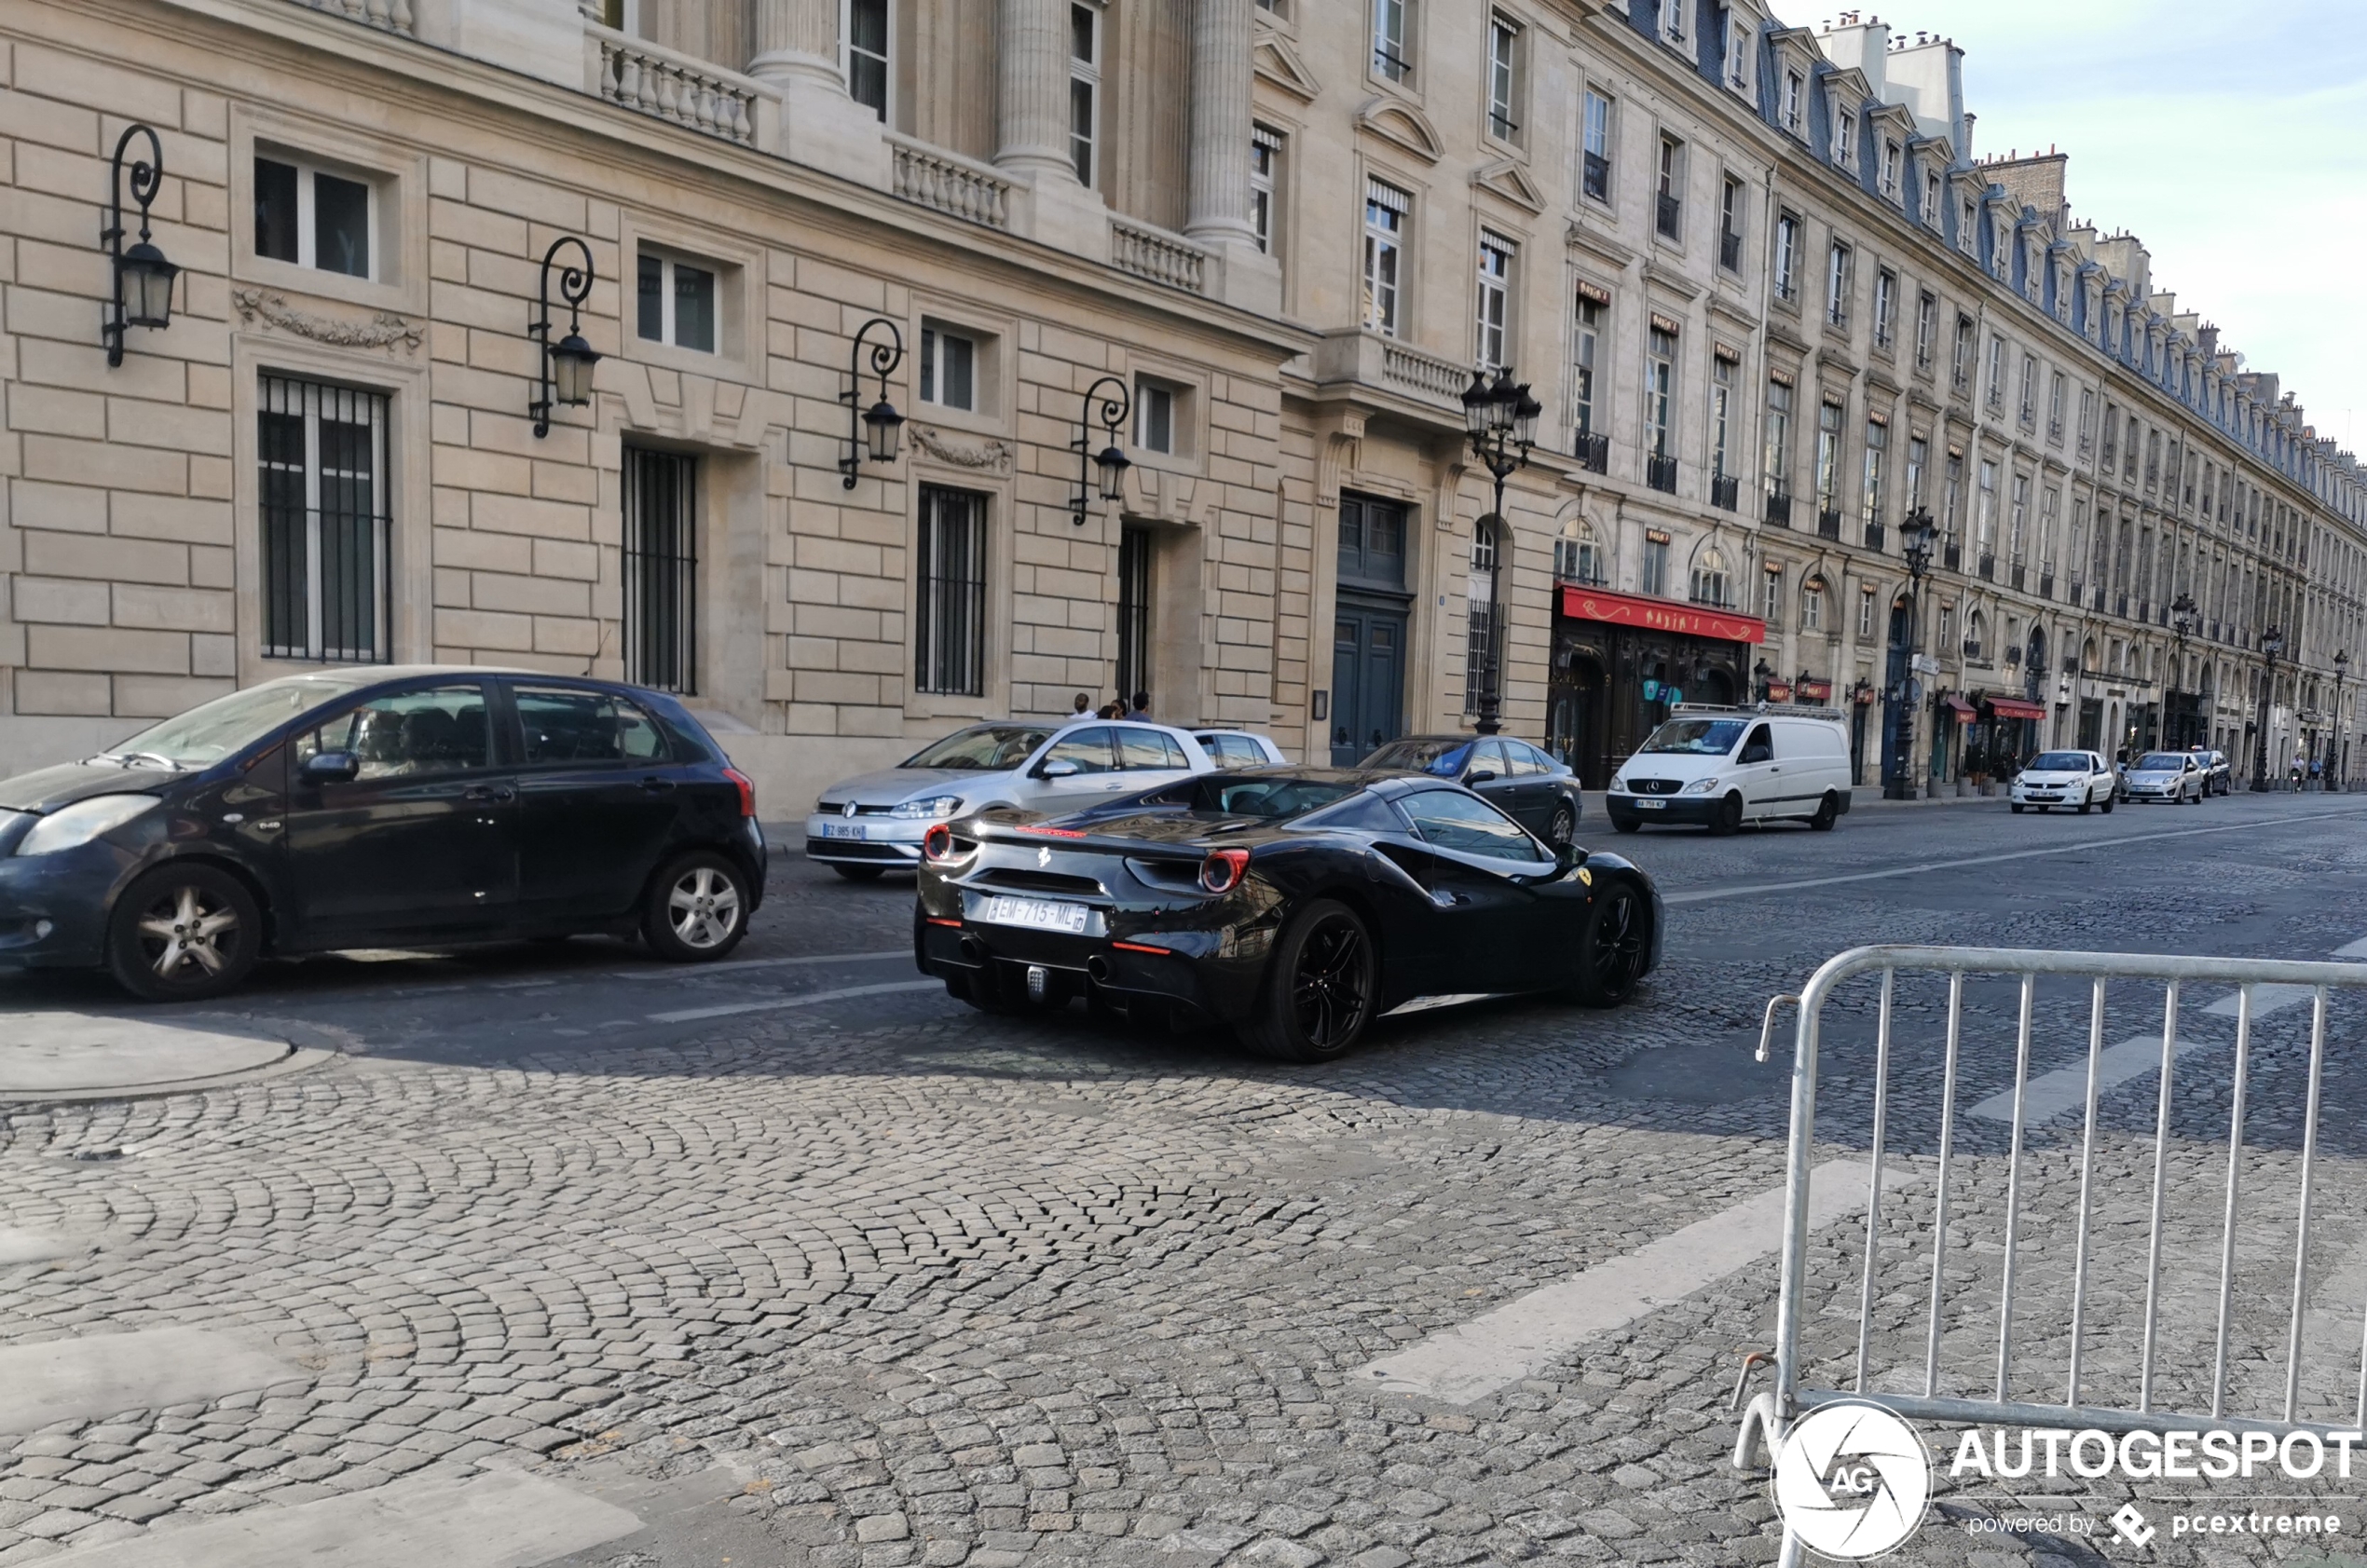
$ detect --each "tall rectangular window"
[1485,15,1520,141]
[1134,377,1175,453]
[1831,106,1855,168]
[1951,315,1973,391]
[1825,240,1851,327]
[1977,457,1999,557]
[1878,139,1901,200]
[1373,0,1410,82]
[1581,90,1612,202]
[1069,3,1101,185]
[1763,566,1783,627]
[622,445,699,693]
[2008,471,2031,565]
[920,325,976,411]
[1640,534,1669,596]
[1570,293,1603,440]
[1763,376,1793,502]
[259,374,390,663]
[844,0,890,122]
[1922,168,1941,227]
[1475,233,1514,369]
[1718,175,1744,271]
[1115,525,1151,704]
[915,485,988,696]
[2018,351,2038,427]
[1872,268,1895,350]
[1905,433,1928,511]
[1984,333,2006,410]
[1726,12,1753,93]
[1251,126,1281,255]
[1861,417,1887,525]
[1710,353,1735,481]
[254,155,374,280]
[1362,180,1408,336]
[1942,451,1963,543]
[1814,401,1843,516]
[637,249,717,353]
[2047,370,2067,442]
[1773,212,1799,300]
[2040,484,2060,569]
[1781,69,1802,132]
[1913,290,1936,369]
[1655,134,1685,240]
[1644,325,1676,465]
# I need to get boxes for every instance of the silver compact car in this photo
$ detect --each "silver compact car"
[2120,750,2205,805]
[2009,749,2117,814]
[805,719,1263,879]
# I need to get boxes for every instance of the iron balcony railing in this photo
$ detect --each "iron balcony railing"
[1863,522,1885,552]
[1817,508,1843,540]
[1647,454,1677,493]
[1656,193,1682,241]
[1573,430,1609,473]
[1943,541,1963,571]
[1711,473,1740,511]
[1720,229,1744,271]
[1977,552,1996,580]
[1583,151,1609,202]
[1766,490,1793,527]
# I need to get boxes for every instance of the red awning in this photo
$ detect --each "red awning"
[1986,696,2048,720]
[1941,696,1977,720]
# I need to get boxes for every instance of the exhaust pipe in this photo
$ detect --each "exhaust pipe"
[959,934,989,965]
[1086,955,1112,983]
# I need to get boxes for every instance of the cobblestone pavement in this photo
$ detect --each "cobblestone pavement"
[6,795,2367,1565]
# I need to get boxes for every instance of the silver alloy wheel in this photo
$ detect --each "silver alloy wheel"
[666,866,743,950]
[134,883,240,979]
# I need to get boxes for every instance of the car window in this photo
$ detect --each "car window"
[1365,737,1474,775]
[299,685,490,780]
[1043,728,1117,774]
[1301,794,1406,834]
[1468,740,1509,777]
[515,686,660,765]
[1509,743,1550,778]
[1191,776,1362,819]
[1639,718,1746,755]
[112,672,381,767]
[904,724,1055,770]
[1398,789,1547,862]
[1116,728,1191,770]
[1742,725,1774,762]
[1197,733,1263,770]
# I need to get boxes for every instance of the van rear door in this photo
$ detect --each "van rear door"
[1769,718,1850,818]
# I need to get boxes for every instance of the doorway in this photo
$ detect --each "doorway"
[1332,493,1413,765]
[1547,642,1607,784]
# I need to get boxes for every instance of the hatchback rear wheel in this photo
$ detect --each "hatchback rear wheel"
[643,852,750,961]
[107,863,261,1002]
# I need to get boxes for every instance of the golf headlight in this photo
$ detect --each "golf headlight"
[17,795,158,855]
[893,796,964,818]
[1681,776,1722,794]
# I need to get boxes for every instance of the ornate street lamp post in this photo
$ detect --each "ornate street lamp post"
[2168,592,2196,748]
[2251,625,2285,791]
[1459,367,1539,735]
[1882,507,1936,799]
[2333,648,2351,791]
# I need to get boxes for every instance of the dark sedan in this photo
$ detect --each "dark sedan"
[0,667,766,1000]
[1361,734,1586,846]
[912,768,1660,1061]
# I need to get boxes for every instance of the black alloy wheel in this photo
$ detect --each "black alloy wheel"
[1547,801,1579,848]
[1564,881,1649,1008]
[1708,791,1744,837]
[1240,899,1377,1063]
[641,852,750,961]
[107,863,262,1002]
[1809,792,1840,831]
[831,864,885,882]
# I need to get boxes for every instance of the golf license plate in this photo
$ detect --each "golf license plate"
[814,821,867,839]
[1634,798,1665,811]
[978,895,1092,934]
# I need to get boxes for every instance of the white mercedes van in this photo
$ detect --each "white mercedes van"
[1606,704,1855,835]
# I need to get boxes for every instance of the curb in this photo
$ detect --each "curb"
[0,1043,339,1106]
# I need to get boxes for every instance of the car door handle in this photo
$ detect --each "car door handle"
[640,777,677,794]
[464,784,515,803]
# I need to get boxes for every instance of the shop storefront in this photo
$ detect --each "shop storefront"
[1935,694,1976,784]
[1547,586,1764,786]
[1980,693,2048,775]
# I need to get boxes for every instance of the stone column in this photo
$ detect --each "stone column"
[748,0,840,89]
[995,0,1074,179]
[1184,0,1255,246]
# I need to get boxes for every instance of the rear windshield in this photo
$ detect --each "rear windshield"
[2029,752,2090,771]
[903,725,1054,770]
[1184,776,1363,820]
[2137,753,2186,770]
[1639,718,1747,756]
[1363,738,1471,775]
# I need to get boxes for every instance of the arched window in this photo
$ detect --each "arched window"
[1690,544,1731,607]
[1553,517,1604,585]
[2081,637,2098,674]
[1966,608,1988,661]
[1464,516,1504,716]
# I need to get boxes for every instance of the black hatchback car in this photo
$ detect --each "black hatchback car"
[0,667,766,1000]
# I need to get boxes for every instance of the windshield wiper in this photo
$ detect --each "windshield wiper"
[90,751,185,771]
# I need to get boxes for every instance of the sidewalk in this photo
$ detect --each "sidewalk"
[1573,785,2003,820]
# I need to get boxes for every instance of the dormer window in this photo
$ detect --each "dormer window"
[1725,11,1755,95]
[1878,140,1901,201]
[1921,168,1940,227]
[1831,105,1856,169]
[1659,0,1685,48]
[1781,69,1803,133]
[1959,197,1977,255]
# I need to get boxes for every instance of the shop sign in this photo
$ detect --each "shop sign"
[1798,679,1833,702]
[1559,584,1767,644]
[1766,681,1795,702]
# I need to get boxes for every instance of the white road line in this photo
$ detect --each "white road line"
[648,978,942,1024]
[0,1328,300,1434]
[1357,1158,1905,1405]
[1659,808,2367,906]
[613,948,909,980]
[1968,1035,2209,1124]
[43,1468,640,1568]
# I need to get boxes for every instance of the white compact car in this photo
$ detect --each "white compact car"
[1606,705,1854,835]
[2120,749,2206,805]
[2009,749,2117,813]
[804,719,1279,879]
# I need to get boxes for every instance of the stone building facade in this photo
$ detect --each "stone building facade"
[4,0,2362,809]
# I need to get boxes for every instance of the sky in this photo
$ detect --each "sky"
[1825,0,2367,458]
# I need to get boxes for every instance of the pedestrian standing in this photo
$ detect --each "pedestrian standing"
[1072,693,1090,716]
[1128,690,1152,720]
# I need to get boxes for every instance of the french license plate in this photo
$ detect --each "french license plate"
[978,895,1091,934]
[815,821,867,839]
[1634,798,1665,811]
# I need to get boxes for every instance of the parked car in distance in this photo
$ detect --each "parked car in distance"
[0,668,766,1001]
[806,719,1281,879]
[1358,734,1586,846]
[913,767,1661,1061]
[2122,750,2206,804]
[2191,747,2232,796]
[2009,750,2118,814]
[1193,730,1289,770]
[1605,705,1854,835]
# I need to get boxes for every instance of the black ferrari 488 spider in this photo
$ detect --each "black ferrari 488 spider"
[912,766,1661,1061]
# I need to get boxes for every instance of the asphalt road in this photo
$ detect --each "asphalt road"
[4,790,2367,1566]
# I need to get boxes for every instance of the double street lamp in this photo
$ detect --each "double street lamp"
[2168,592,2196,748]
[2251,625,2285,791]
[1881,507,1937,799]
[1460,367,1540,735]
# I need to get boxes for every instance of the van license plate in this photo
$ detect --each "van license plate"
[815,822,867,839]
[978,896,1091,934]
[1634,798,1664,811]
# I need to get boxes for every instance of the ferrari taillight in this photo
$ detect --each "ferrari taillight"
[1198,848,1251,894]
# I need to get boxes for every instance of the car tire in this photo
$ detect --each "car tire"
[1562,879,1649,1008]
[2011,802,2026,814]
[106,862,262,1002]
[642,852,750,962]
[1238,898,1377,1064]
[1809,792,1840,831]
[2100,794,2115,813]
[2077,797,2092,814]
[1708,792,1744,837]
[1547,801,1578,849]
[830,864,884,882]
[1611,817,1641,835]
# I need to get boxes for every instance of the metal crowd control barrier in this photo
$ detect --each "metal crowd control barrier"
[1732,945,2367,1562]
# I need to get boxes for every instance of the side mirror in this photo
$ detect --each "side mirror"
[1556,840,1586,874]
[300,750,360,785]
[1465,769,1498,786]
[1038,758,1080,779]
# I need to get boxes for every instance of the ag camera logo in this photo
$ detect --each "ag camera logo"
[1772,1402,1932,1559]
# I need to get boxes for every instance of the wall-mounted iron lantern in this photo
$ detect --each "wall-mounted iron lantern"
[103,124,178,367]
[840,318,906,486]
[1072,375,1132,526]
[528,236,598,438]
